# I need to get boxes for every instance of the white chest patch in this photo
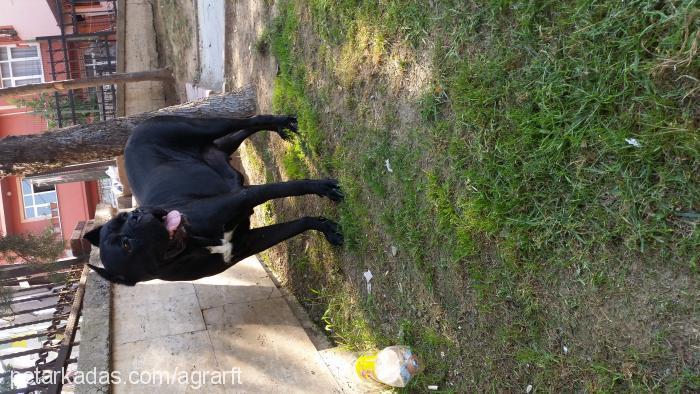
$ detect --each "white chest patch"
[206,230,234,264]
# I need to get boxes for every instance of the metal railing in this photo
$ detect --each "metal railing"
[36,0,118,127]
[0,254,89,393]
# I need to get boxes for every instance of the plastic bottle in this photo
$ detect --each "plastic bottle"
[354,346,422,387]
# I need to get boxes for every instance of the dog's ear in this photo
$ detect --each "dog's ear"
[83,226,103,246]
[87,264,136,286]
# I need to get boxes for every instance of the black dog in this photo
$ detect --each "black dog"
[83,115,343,285]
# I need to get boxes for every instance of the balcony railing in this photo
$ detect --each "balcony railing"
[36,0,118,128]
[0,222,93,393]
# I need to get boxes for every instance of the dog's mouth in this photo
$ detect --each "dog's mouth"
[165,210,183,239]
[161,210,188,260]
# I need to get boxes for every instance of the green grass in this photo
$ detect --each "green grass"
[252,0,700,391]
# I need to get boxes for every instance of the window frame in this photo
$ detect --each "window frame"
[19,178,58,221]
[0,43,45,88]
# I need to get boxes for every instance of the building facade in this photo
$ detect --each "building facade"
[0,0,117,259]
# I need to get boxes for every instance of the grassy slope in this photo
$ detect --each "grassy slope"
[247,0,699,391]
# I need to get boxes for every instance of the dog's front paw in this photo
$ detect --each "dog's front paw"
[317,179,344,202]
[277,116,298,140]
[317,218,343,246]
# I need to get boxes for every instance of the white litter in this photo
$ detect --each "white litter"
[363,270,373,294]
[385,159,393,173]
[625,138,641,147]
[427,385,439,390]
[526,384,533,393]
[563,345,569,354]
[390,246,398,256]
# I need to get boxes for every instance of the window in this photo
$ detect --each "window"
[0,44,44,88]
[21,179,57,219]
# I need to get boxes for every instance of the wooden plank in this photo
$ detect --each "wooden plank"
[0,273,73,287]
[0,344,60,361]
[28,160,116,187]
[0,357,74,376]
[0,258,84,281]
[2,384,50,394]
[0,304,62,319]
[8,291,58,305]
[0,69,172,98]
[0,315,68,331]
[0,328,63,346]
[8,284,56,294]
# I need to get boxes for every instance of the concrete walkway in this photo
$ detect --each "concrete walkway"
[112,257,343,393]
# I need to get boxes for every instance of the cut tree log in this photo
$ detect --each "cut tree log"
[0,85,256,177]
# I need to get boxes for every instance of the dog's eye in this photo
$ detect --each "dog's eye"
[121,239,131,252]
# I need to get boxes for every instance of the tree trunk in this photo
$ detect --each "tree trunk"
[0,69,173,98]
[0,85,256,177]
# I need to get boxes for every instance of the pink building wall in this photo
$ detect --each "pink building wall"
[0,1,60,40]
[57,181,99,241]
[0,170,98,244]
[0,108,48,135]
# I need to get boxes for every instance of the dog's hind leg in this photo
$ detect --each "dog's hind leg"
[137,115,298,146]
[209,125,294,187]
[190,179,343,229]
[213,128,258,155]
[213,115,299,155]
[229,217,343,264]
[236,179,344,208]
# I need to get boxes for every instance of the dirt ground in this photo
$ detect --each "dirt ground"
[224,1,278,111]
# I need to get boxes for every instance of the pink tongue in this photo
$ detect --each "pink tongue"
[165,210,182,237]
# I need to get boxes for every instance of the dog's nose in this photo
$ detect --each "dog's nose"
[141,213,156,223]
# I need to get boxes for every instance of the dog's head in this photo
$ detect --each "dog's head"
[83,207,189,285]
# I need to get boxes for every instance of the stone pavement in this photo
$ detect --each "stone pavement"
[111,257,343,393]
